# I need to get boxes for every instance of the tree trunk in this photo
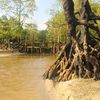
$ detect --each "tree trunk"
[43,0,100,81]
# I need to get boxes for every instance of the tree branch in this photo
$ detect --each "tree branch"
[89,15,100,20]
[77,20,100,35]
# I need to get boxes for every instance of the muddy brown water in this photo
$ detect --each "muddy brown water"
[0,54,55,100]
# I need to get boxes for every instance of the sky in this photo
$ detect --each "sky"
[33,0,56,30]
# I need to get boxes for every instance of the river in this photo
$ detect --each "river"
[0,54,55,100]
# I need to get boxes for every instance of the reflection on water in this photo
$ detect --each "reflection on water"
[0,54,55,100]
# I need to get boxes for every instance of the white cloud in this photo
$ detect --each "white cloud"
[37,22,47,30]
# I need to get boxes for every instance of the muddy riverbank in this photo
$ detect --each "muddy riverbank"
[45,79,100,100]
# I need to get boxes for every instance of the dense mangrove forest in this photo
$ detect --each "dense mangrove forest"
[0,0,66,54]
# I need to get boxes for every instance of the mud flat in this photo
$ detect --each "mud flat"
[0,49,21,57]
[45,79,100,100]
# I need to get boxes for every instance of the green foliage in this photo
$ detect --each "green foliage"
[46,11,67,44]
[0,15,38,47]
[0,0,36,23]
[25,23,39,44]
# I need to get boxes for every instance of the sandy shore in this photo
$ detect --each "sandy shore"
[0,53,22,57]
[0,50,22,57]
[45,79,100,100]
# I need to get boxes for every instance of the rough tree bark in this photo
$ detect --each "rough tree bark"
[43,0,100,81]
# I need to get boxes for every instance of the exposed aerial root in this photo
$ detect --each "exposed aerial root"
[43,42,100,81]
[43,0,100,81]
